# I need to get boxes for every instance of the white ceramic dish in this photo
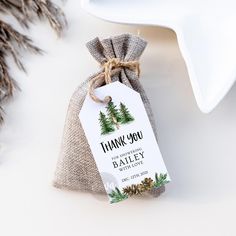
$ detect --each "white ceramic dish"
[81,0,236,113]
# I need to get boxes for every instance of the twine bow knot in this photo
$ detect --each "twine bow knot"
[89,58,140,103]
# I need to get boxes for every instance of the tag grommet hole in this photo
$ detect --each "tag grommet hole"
[104,96,112,103]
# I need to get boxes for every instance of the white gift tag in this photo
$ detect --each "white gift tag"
[79,81,170,203]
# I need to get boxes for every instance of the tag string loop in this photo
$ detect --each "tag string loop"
[89,58,140,103]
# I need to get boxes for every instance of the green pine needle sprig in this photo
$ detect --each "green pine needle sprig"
[108,187,128,203]
[153,173,169,188]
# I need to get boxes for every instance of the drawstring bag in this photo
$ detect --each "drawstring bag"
[53,34,165,197]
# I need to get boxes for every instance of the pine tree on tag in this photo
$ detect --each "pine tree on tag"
[106,101,121,130]
[119,102,134,124]
[99,111,115,135]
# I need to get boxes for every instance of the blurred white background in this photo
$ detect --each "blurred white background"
[0,1,236,236]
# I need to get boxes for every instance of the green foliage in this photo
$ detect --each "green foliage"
[153,173,169,188]
[108,187,128,203]
[108,173,169,203]
[106,101,122,125]
[119,102,134,124]
[99,111,115,135]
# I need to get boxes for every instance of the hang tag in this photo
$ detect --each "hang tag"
[79,82,170,203]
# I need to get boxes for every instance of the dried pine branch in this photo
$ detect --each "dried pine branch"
[0,0,67,34]
[0,0,66,123]
[31,0,67,36]
[0,20,42,122]
[0,20,42,70]
[0,50,13,123]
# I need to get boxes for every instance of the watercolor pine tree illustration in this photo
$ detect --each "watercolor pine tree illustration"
[106,101,122,130]
[119,102,134,124]
[99,101,135,135]
[99,111,115,135]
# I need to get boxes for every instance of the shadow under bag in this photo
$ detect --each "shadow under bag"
[53,34,165,197]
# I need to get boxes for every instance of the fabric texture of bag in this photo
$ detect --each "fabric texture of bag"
[53,34,165,197]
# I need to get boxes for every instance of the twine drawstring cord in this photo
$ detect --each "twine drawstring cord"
[89,58,140,103]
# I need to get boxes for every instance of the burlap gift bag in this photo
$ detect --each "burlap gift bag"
[53,34,165,197]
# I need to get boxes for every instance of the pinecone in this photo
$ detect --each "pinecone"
[123,177,156,197]
[141,177,154,191]
[123,184,144,196]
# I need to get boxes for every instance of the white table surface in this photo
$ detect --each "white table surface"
[1,1,236,236]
